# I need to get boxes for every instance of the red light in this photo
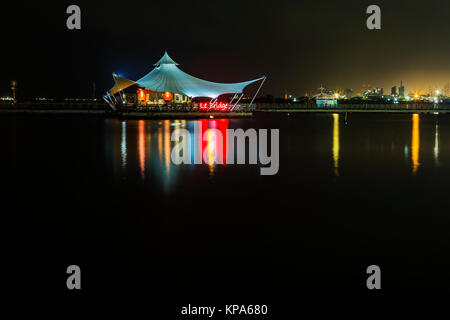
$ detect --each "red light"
[217,102,228,111]
[199,102,229,111]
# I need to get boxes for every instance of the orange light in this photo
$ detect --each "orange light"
[412,114,420,174]
[163,92,173,102]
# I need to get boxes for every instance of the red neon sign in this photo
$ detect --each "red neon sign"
[199,102,229,111]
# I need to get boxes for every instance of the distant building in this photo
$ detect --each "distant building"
[344,88,354,98]
[314,86,337,108]
[391,86,397,96]
[363,86,383,100]
[399,81,405,97]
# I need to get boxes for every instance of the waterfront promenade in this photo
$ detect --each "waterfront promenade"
[256,103,450,113]
[1,101,450,117]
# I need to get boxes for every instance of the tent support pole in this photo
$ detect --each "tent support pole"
[106,93,112,104]
[108,91,118,105]
[230,93,244,112]
[229,93,237,105]
[111,93,120,107]
[104,93,116,111]
[209,97,217,111]
[106,92,113,104]
[112,74,125,106]
[248,76,266,111]
[103,95,116,111]
[117,90,125,105]
[109,92,117,106]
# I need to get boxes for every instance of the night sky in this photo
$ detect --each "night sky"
[1,0,450,98]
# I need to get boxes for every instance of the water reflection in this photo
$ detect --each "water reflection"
[434,120,440,167]
[202,119,228,175]
[106,114,447,190]
[121,121,127,169]
[206,127,217,174]
[157,124,163,163]
[111,119,230,190]
[332,113,340,176]
[411,114,420,174]
[138,120,146,180]
[145,121,152,175]
[163,120,171,176]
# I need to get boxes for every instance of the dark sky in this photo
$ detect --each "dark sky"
[1,0,450,98]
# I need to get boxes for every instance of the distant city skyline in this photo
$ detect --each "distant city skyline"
[287,79,450,99]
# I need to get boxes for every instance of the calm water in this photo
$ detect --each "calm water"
[3,112,450,299]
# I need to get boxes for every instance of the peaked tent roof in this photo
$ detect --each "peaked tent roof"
[109,52,265,99]
[109,73,137,95]
[154,51,179,66]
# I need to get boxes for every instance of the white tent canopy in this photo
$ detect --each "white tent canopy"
[110,52,265,99]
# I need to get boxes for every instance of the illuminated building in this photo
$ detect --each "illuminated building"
[314,86,338,107]
[104,51,266,111]
[363,87,384,100]
[399,80,405,97]
[135,88,189,105]
[391,86,397,96]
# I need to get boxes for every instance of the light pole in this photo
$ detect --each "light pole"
[11,80,17,104]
